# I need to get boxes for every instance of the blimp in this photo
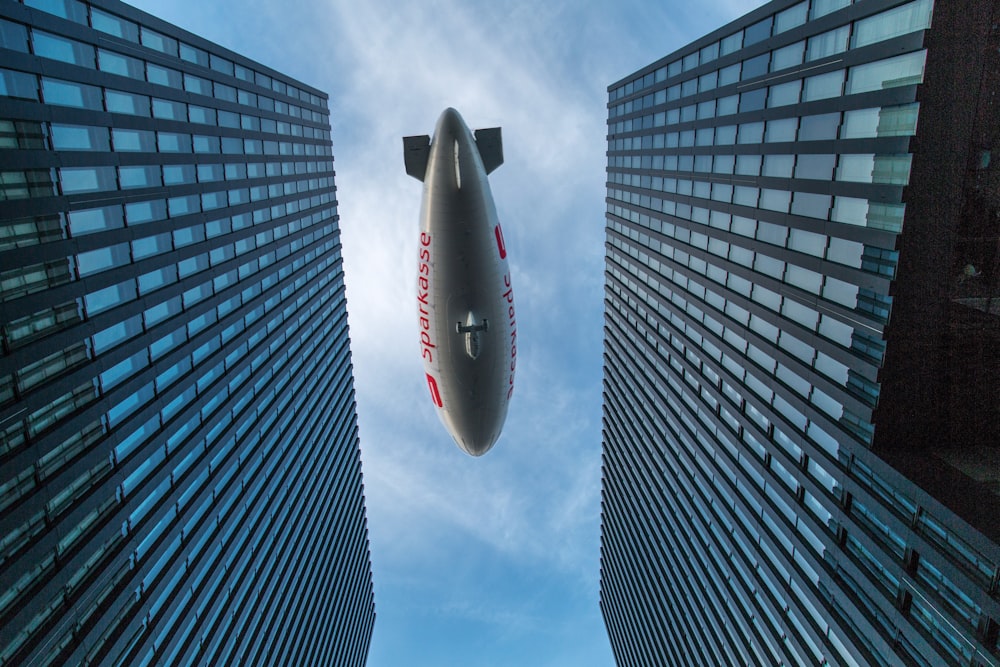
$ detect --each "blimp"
[403,108,516,457]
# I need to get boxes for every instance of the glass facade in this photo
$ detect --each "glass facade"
[0,1,375,664]
[600,1,1000,665]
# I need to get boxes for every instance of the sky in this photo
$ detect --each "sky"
[127,1,763,664]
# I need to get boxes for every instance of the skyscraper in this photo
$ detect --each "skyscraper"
[600,0,999,665]
[0,1,375,664]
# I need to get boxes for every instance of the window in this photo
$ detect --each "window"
[60,167,116,194]
[720,31,743,55]
[872,155,912,185]
[827,238,863,267]
[774,2,808,34]
[188,105,217,125]
[0,69,38,100]
[68,206,122,236]
[210,54,235,76]
[794,154,835,180]
[50,124,109,151]
[789,229,826,257]
[744,17,772,46]
[831,196,869,225]
[98,49,144,79]
[836,154,875,182]
[853,0,933,49]
[92,315,142,354]
[765,118,797,143]
[846,51,926,95]
[715,125,737,144]
[214,82,237,102]
[193,135,220,153]
[137,266,176,295]
[717,94,738,116]
[125,200,167,225]
[812,0,851,19]
[183,73,212,96]
[179,42,209,66]
[146,63,182,88]
[760,189,791,213]
[163,164,196,185]
[140,28,178,56]
[91,8,139,41]
[112,128,155,152]
[118,166,161,189]
[157,132,191,153]
[700,41,720,64]
[105,90,150,116]
[807,25,850,61]
[698,71,718,93]
[798,113,840,141]
[802,70,844,101]
[77,243,130,276]
[771,41,804,71]
[763,154,794,178]
[791,193,831,219]
[718,63,740,86]
[168,195,200,217]
[735,155,761,176]
[713,155,735,174]
[768,80,801,108]
[32,31,94,68]
[42,78,101,109]
[152,98,186,120]
[131,232,172,259]
[733,186,758,207]
[0,20,28,53]
[741,53,770,81]
[85,280,136,315]
[739,88,766,113]
[198,163,224,182]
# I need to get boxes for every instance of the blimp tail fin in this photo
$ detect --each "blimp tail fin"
[474,128,503,175]
[403,135,431,181]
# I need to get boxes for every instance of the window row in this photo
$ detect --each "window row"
[610,50,926,135]
[611,0,931,105]
[43,127,327,162]
[612,150,912,188]
[59,160,332,197]
[0,205,336,307]
[610,104,921,150]
[0,69,330,137]
[83,224,337,322]
[608,187,889,277]
[10,2,326,107]
[610,169,907,233]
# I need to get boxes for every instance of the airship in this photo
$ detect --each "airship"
[403,108,516,456]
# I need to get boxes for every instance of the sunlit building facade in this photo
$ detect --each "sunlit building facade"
[600,0,1000,665]
[0,1,375,664]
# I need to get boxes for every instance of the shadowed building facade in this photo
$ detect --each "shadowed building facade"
[0,0,375,664]
[600,0,999,665]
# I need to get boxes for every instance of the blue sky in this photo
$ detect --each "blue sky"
[128,1,762,664]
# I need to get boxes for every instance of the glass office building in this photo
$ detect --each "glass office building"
[600,0,999,665]
[0,1,375,664]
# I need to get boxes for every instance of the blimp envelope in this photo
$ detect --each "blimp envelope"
[403,108,516,456]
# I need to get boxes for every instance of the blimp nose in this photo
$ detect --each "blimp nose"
[449,409,500,457]
[435,107,467,140]
[456,433,498,457]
